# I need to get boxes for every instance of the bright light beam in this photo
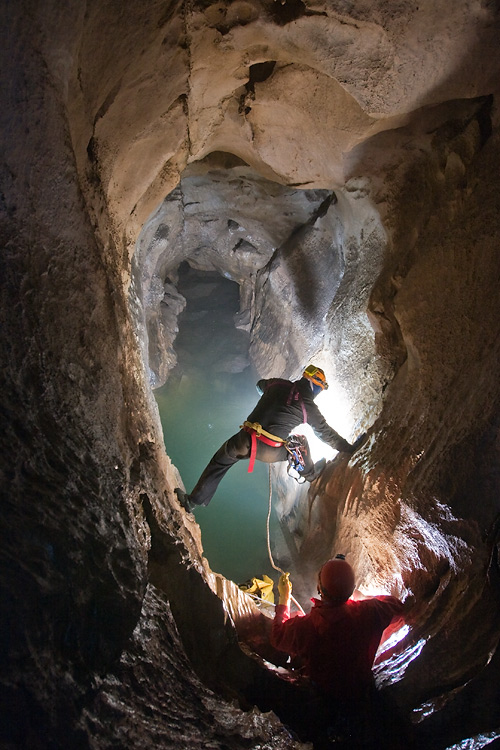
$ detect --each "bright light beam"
[291,377,355,462]
[314,381,355,442]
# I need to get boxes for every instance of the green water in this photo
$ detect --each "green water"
[154,265,279,585]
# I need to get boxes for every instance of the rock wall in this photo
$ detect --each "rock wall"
[1,0,500,748]
[0,3,295,747]
[287,99,500,743]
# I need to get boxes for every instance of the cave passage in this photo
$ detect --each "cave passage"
[155,263,281,584]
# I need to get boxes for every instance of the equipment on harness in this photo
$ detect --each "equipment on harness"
[242,421,284,473]
[303,364,329,390]
[285,434,308,483]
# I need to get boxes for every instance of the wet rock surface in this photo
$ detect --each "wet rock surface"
[1,0,500,748]
[79,585,304,750]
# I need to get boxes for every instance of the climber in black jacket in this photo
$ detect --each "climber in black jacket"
[175,364,365,513]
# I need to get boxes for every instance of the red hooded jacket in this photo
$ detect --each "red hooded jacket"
[271,595,404,699]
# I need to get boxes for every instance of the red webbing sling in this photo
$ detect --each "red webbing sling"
[242,422,284,473]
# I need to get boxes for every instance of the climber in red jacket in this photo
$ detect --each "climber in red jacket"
[270,556,407,747]
[271,555,404,700]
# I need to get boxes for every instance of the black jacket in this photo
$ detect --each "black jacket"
[246,378,351,452]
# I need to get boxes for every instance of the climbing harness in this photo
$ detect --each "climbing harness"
[266,466,305,615]
[242,421,284,473]
[285,434,308,484]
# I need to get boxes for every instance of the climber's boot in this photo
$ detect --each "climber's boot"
[307,457,327,482]
[175,488,195,513]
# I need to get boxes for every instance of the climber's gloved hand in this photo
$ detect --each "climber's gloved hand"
[337,432,368,454]
[336,438,356,454]
[278,572,292,605]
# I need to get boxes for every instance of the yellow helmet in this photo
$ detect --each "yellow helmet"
[303,364,329,390]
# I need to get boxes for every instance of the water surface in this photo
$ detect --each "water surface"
[155,265,279,585]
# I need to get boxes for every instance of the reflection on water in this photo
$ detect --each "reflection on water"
[155,264,278,585]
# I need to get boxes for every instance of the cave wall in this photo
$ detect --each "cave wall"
[1,3,293,748]
[1,0,500,748]
[290,101,500,742]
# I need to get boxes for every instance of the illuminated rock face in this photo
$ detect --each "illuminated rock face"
[1,1,500,749]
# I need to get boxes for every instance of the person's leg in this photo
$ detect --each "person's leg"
[255,441,288,464]
[188,430,251,507]
[176,434,290,512]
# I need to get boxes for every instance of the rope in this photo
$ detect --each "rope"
[245,591,277,608]
[266,466,305,615]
